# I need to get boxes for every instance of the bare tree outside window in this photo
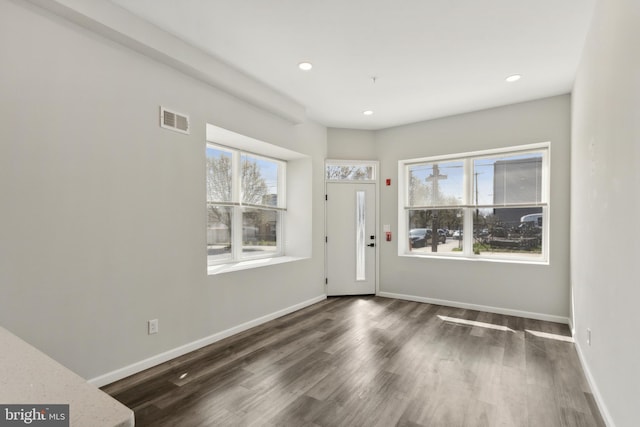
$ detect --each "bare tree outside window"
[206,153,232,202]
[408,171,431,206]
[326,165,373,181]
[241,158,268,205]
[206,153,271,229]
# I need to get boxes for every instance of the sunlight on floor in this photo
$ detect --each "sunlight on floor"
[437,315,515,332]
[525,329,574,343]
[436,315,574,343]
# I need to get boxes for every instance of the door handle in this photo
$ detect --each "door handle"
[367,243,375,247]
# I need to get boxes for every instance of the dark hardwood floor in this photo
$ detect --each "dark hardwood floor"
[102,297,605,427]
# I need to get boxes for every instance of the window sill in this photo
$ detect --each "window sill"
[207,256,307,275]
[400,252,549,266]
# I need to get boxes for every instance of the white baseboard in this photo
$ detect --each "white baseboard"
[377,292,570,324]
[88,294,327,387]
[574,341,615,427]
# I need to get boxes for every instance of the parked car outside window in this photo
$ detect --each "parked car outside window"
[409,228,445,247]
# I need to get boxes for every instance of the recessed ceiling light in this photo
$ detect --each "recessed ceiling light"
[363,110,374,116]
[505,74,521,83]
[298,62,313,71]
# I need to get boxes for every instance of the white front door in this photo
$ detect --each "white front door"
[326,182,376,295]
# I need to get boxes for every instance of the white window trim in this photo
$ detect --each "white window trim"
[398,142,550,264]
[207,143,287,266]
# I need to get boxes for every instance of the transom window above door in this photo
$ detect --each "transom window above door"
[325,160,377,182]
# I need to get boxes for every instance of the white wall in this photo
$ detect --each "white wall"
[0,0,326,381]
[333,95,571,320]
[571,0,640,425]
[327,128,377,160]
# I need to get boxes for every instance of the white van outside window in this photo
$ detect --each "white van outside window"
[520,213,543,227]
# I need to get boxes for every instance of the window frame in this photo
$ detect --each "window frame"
[207,143,286,266]
[398,142,550,264]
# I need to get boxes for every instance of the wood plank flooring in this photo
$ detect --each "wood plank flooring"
[102,297,606,427]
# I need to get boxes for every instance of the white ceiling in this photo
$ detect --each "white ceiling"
[109,0,596,130]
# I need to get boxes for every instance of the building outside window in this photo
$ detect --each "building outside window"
[206,144,286,265]
[400,143,549,262]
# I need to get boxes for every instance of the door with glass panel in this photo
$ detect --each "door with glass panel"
[326,182,376,295]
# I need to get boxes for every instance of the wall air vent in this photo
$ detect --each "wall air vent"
[160,106,190,135]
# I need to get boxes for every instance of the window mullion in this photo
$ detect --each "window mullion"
[463,158,472,206]
[463,159,473,256]
[233,206,242,260]
[463,207,473,256]
[232,151,242,260]
[231,150,241,205]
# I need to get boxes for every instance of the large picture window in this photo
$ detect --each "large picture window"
[207,144,285,265]
[400,143,549,262]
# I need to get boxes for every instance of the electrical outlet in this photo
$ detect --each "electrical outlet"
[148,319,159,335]
[586,328,591,346]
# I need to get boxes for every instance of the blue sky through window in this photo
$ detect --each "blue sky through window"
[243,154,279,195]
[207,146,279,195]
[409,161,464,204]
[409,152,541,206]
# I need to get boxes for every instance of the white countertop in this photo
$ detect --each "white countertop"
[0,326,134,427]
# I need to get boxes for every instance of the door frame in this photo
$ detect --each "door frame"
[324,159,380,296]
